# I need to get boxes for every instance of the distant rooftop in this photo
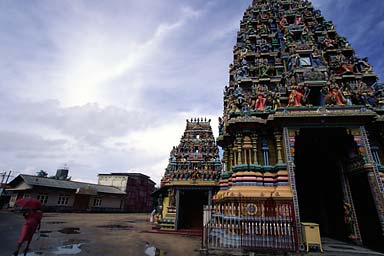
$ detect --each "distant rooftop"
[8,174,125,195]
[98,172,155,184]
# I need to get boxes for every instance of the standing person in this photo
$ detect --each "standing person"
[150,209,156,223]
[13,209,43,255]
[13,199,43,256]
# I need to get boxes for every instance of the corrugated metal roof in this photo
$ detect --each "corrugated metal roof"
[19,175,125,195]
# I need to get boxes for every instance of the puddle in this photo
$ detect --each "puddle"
[21,241,86,255]
[38,230,52,238]
[53,244,82,255]
[58,227,81,234]
[97,224,132,230]
[46,221,66,224]
[144,243,167,256]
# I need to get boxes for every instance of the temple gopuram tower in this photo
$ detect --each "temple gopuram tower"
[156,118,221,231]
[206,0,384,252]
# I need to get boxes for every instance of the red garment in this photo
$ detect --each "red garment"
[288,89,303,107]
[255,95,266,111]
[18,211,43,244]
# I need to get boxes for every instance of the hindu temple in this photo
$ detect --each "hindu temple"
[156,118,221,231]
[204,0,384,252]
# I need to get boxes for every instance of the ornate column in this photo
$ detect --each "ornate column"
[223,149,228,173]
[236,134,243,165]
[251,134,259,165]
[274,131,283,164]
[208,190,212,206]
[175,189,180,230]
[229,147,234,170]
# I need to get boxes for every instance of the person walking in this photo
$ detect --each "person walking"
[13,198,43,256]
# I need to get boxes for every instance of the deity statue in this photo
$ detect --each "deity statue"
[343,201,356,239]
[312,49,325,66]
[271,91,281,110]
[323,36,336,49]
[218,117,224,134]
[279,16,288,30]
[324,85,346,105]
[355,57,372,73]
[255,92,267,111]
[287,86,304,107]
[295,15,303,25]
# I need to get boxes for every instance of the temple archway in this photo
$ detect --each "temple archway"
[294,127,383,250]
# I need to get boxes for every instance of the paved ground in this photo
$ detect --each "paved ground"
[0,211,200,256]
[0,211,382,256]
[0,211,24,255]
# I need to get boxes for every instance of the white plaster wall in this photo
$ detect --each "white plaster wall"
[98,175,127,192]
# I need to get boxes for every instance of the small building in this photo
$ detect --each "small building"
[7,174,125,212]
[98,172,156,212]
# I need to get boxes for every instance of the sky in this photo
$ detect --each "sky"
[1,0,384,186]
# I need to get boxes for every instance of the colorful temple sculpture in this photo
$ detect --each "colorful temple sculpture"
[204,0,384,252]
[156,118,221,231]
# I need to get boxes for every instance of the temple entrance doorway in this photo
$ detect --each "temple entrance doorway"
[177,189,208,230]
[294,128,352,241]
[294,127,383,250]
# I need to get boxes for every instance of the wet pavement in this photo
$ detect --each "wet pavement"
[1,211,383,256]
[96,224,133,230]
[311,237,384,256]
[0,211,200,256]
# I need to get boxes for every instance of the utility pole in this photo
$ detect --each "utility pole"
[4,171,12,184]
[0,172,5,184]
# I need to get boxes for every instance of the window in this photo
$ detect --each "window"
[299,56,311,67]
[57,195,69,205]
[93,198,102,207]
[22,193,31,198]
[37,194,48,205]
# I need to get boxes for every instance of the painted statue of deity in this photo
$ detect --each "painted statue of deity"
[288,86,304,107]
[255,93,267,111]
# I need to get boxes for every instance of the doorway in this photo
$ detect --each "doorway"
[294,127,384,250]
[73,194,90,211]
[177,190,208,229]
[294,128,352,240]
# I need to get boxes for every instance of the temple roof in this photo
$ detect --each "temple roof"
[160,117,221,187]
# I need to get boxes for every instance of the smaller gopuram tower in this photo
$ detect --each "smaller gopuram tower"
[156,118,221,231]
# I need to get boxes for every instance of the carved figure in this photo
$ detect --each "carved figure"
[255,93,267,111]
[288,86,304,107]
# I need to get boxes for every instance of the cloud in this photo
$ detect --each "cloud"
[1,0,383,186]
[0,131,66,152]
[0,97,159,145]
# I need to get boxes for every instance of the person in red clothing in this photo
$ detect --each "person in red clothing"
[13,209,43,256]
